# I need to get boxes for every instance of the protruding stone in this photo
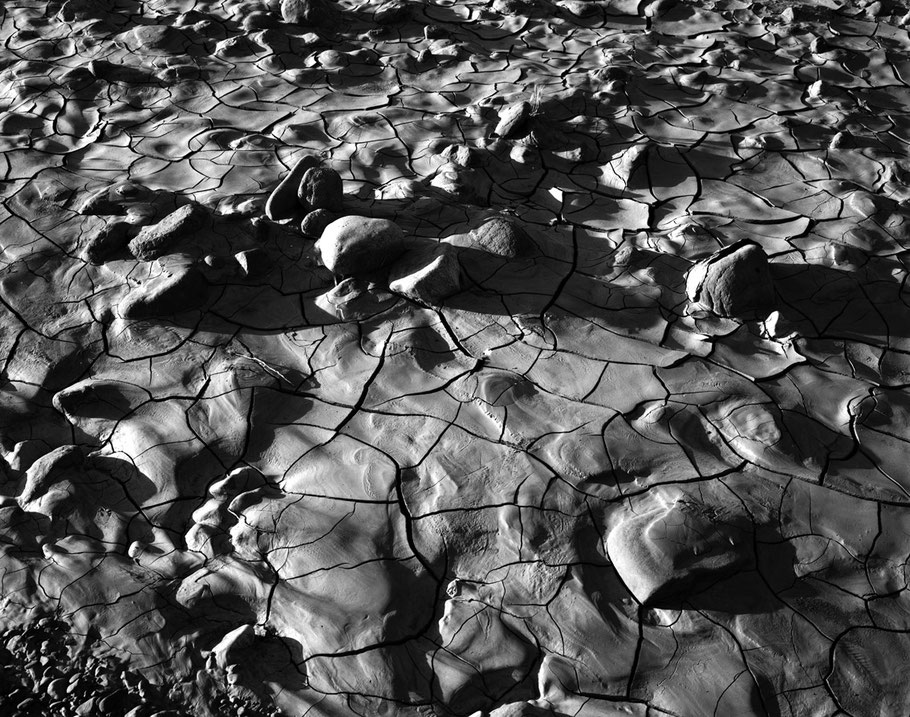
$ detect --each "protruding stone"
[234,248,270,277]
[82,219,131,264]
[128,204,206,261]
[607,497,754,606]
[493,101,532,140]
[469,216,530,258]
[300,208,337,238]
[315,277,399,320]
[280,0,335,25]
[298,166,343,212]
[316,216,407,276]
[265,153,319,221]
[121,266,209,319]
[388,242,461,305]
[685,240,775,319]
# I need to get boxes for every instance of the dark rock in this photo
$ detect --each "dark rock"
[298,166,343,212]
[265,153,319,221]
[493,101,533,139]
[82,219,131,264]
[316,216,407,276]
[685,239,776,319]
[128,204,206,261]
[300,208,337,238]
[469,216,530,258]
[121,266,209,319]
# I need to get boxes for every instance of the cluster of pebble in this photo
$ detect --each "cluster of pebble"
[0,615,280,717]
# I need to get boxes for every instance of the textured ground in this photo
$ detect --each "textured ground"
[2,0,910,715]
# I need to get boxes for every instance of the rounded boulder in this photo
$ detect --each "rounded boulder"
[316,216,406,277]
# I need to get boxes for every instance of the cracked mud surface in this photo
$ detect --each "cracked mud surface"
[2,0,910,715]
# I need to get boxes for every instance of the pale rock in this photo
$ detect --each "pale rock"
[316,215,407,276]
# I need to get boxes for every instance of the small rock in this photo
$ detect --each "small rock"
[388,242,461,305]
[121,266,209,319]
[298,166,343,212]
[493,101,532,140]
[469,216,530,258]
[234,248,270,277]
[316,216,407,276]
[82,219,131,264]
[265,153,319,221]
[47,677,68,700]
[128,204,206,261]
[300,208,337,238]
[685,240,775,319]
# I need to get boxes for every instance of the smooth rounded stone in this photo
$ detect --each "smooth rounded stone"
[388,242,461,305]
[493,101,533,140]
[300,208,337,238]
[297,166,343,212]
[315,216,407,277]
[234,248,270,277]
[82,219,131,264]
[127,203,206,261]
[607,498,754,607]
[685,239,775,319]
[120,266,209,319]
[469,216,530,258]
[265,153,319,221]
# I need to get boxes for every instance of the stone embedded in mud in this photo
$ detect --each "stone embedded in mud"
[494,101,533,140]
[469,216,530,258]
[316,215,407,277]
[607,498,754,606]
[315,277,399,320]
[128,203,206,261]
[235,248,270,277]
[265,153,319,221]
[280,0,335,24]
[75,181,151,215]
[388,242,461,305]
[120,266,209,319]
[298,166,343,213]
[82,219,131,264]
[300,208,337,238]
[685,239,776,319]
